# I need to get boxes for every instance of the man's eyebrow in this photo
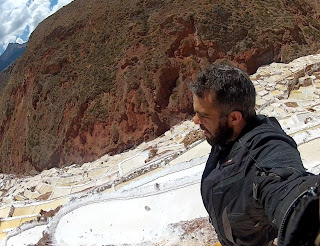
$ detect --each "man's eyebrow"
[194,110,209,116]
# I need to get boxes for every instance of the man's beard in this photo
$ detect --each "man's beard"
[204,117,234,146]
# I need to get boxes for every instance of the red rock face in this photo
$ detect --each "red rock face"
[1,0,320,173]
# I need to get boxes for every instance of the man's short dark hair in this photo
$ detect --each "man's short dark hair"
[190,64,256,121]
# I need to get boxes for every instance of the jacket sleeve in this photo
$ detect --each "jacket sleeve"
[251,139,320,246]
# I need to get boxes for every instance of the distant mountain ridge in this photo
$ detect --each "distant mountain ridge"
[0,43,26,73]
[1,0,320,174]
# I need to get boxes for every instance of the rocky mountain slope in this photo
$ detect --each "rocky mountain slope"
[0,63,15,97]
[0,43,27,96]
[1,0,320,173]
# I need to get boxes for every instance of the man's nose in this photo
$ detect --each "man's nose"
[193,114,201,125]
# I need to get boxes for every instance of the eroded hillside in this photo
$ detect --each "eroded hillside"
[1,0,320,173]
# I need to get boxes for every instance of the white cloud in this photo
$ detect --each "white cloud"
[51,0,72,12]
[27,0,51,34]
[16,37,25,44]
[0,0,74,54]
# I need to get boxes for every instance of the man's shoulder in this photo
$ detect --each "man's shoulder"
[243,115,293,144]
[241,116,305,169]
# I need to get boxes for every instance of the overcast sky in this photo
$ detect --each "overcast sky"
[0,0,74,55]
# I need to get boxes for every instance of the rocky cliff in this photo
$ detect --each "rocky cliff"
[1,0,320,173]
[0,62,15,97]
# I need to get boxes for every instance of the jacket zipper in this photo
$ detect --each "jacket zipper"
[277,186,318,246]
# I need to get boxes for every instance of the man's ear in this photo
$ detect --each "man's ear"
[228,111,243,126]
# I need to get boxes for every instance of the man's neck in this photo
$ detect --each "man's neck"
[230,114,259,142]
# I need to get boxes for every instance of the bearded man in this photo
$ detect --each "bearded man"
[190,64,320,246]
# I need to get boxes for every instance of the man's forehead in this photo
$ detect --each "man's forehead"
[193,91,219,113]
[193,90,216,103]
[203,90,216,101]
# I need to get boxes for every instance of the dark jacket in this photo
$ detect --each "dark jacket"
[201,115,320,246]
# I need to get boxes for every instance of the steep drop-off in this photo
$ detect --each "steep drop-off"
[1,0,320,173]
